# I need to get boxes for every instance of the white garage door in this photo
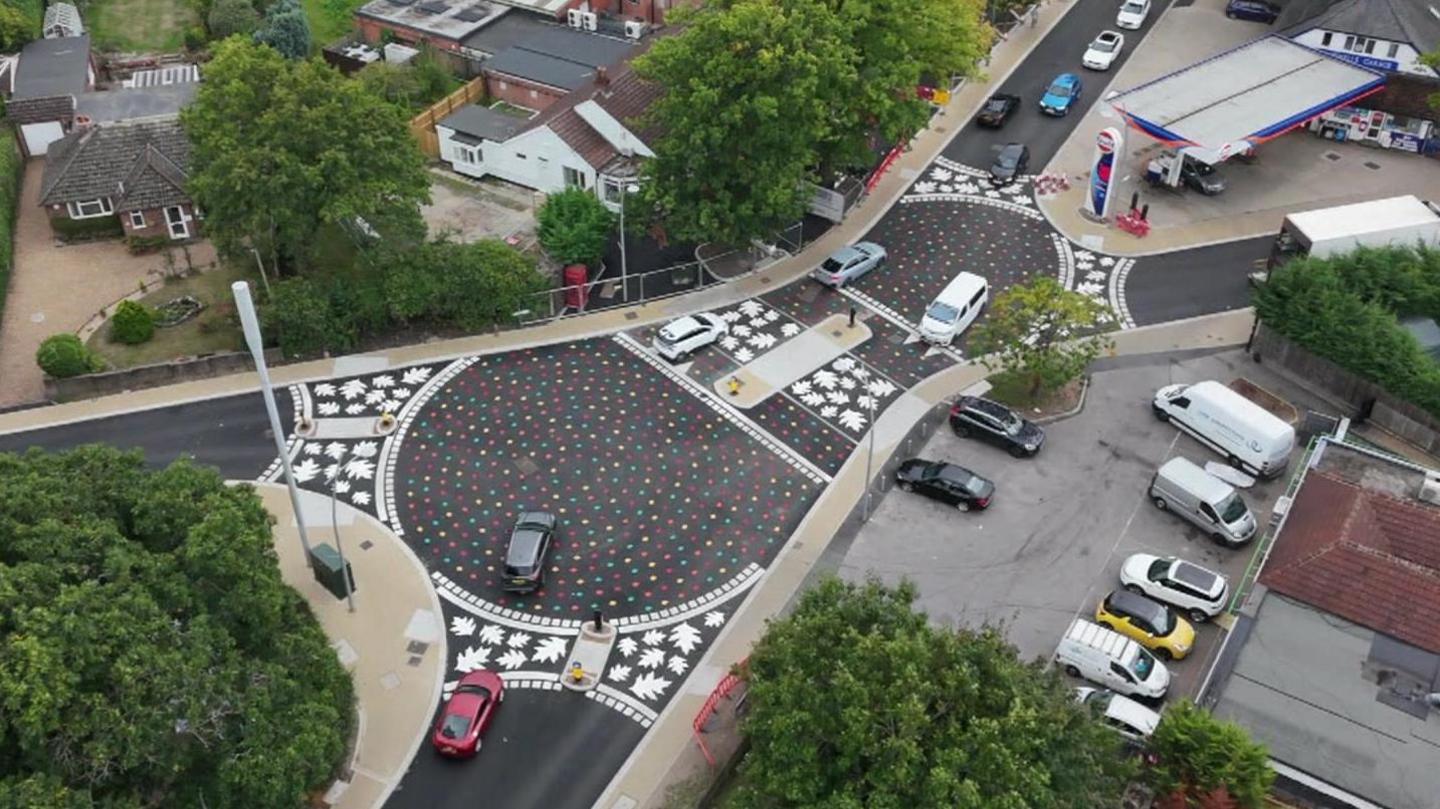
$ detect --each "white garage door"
[20,121,65,156]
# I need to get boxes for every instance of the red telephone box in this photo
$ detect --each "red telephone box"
[563,264,589,310]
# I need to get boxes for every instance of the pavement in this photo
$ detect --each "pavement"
[1032,0,1440,256]
[0,160,218,409]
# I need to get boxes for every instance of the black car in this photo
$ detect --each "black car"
[895,459,995,511]
[976,93,1020,128]
[989,143,1030,186]
[1224,0,1279,23]
[503,511,557,593]
[949,396,1045,457]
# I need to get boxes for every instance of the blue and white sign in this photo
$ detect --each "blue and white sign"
[1318,49,1399,72]
[1087,127,1123,220]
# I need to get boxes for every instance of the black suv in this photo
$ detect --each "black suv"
[895,459,995,512]
[503,511,557,593]
[949,396,1045,457]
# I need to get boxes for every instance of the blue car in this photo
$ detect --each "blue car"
[1039,73,1083,116]
[1224,0,1279,23]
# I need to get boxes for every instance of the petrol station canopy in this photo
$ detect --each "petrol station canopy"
[1107,35,1385,162]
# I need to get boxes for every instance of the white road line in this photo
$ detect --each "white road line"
[613,563,763,632]
[900,193,1044,220]
[837,287,966,364]
[1108,258,1137,329]
[613,333,831,486]
[377,358,474,529]
[591,683,658,727]
[1053,233,1076,291]
[432,572,584,634]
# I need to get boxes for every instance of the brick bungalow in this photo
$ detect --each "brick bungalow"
[39,117,200,242]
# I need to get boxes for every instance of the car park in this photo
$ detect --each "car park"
[810,242,887,288]
[1075,687,1162,742]
[948,395,1045,457]
[1115,0,1151,29]
[1120,553,1230,623]
[1039,73,1083,116]
[431,669,504,757]
[1152,380,1295,478]
[503,511,557,593]
[918,272,988,345]
[1224,0,1279,23]
[1055,619,1170,701]
[1150,457,1257,546]
[976,93,1020,128]
[988,143,1030,186]
[652,313,729,362]
[1095,589,1195,660]
[1082,31,1125,71]
[895,458,995,511]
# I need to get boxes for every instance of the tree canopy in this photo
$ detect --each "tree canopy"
[734,576,1134,808]
[0,446,355,808]
[182,38,429,274]
[969,277,1116,400]
[1146,700,1274,809]
[254,0,311,59]
[537,187,617,266]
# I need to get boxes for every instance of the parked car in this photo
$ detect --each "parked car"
[1082,31,1125,71]
[949,395,1045,457]
[1179,158,1226,195]
[1115,0,1151,29]
[976,93,1021,128]
[503,511,557,593]
[1224,0,1279,23]
[1039,73,1083,116]
[431,669,504,757]
[652,313,728,362]
[1055,619,1170,701]
[1095,588,1195,660]
[1075,687,1162,743]
[1150,457,1257,546]
[988,142,1030,186]
[1120,552,1230,623]
[811,242,887,288]
[895,459,995,511]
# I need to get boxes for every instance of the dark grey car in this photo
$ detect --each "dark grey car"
[895,459,995,511]
[503,511,557,593]
[989,143,1030,186]
[949,396,1045,457]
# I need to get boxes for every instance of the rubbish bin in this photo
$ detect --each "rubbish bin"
[310,543,356,601]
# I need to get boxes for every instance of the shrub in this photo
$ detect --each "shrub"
[184,25,208,51]
[383,238,548,332]
[537,187,616,267]
[262,277,356,358]
[49,213,123,242]
[208,0,260,38]
[125,234,171,255]
[111,300,156,345]
[0,126,20,326]
[36,333,103,378]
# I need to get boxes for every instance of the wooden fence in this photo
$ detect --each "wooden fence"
[409,75,487,158]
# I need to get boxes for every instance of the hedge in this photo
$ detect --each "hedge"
[0,126,19,329]
[1255,245,1440,418]
[50,214,125,242]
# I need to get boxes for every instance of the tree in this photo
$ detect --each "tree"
[0,3,30,51]
[34,333,102,378]
[253,0,310,59]
[1423,52,1440,112]
[357,60,424,108]
[735,575,1134,808]
[633,0,855,246]
[969,277,1115,400]
[110,300,155,344]
[382,238,549,332]
[0,447,354,807]
[1146,700,1275,809]
[208,0,260,38]
[537,187,616,266]
[183,39,429,274]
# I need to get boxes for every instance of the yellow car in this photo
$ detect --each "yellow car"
[1095,589,1195,660]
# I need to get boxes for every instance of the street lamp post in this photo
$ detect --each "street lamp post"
[862,389,878,520]
[327,447,357,613]
[618,183,640,303]
[232,281,314,566]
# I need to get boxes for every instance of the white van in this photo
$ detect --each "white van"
[918,272,988,345]
[1055,619,1170,701]
[1152,380,1294,478]
[1150,457,1257,547]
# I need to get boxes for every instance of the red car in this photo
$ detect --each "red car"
[431,670,504,757]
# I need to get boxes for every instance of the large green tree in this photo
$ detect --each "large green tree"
[735,576,1134,808]
[970,276,1116,400]
[254,0,311,59]
[537,187,616,266]
[0,446,354,808]
[182,38,429,274]
[1146,700,1274,809]
[632,0,855,246]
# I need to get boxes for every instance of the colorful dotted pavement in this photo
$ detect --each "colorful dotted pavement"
[391,339,821,618]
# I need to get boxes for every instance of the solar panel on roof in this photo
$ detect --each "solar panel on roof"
[418,0,448,12]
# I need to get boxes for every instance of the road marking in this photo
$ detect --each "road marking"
[1108,258,1137,329]
[590,684,658,727]
[838,287,965,363]
[376,357,475,529]
[613,333,831,486]
[613,563,763,632]
[431,571,585,634]
[1053,232,1076,291]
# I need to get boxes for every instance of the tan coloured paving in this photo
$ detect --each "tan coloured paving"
[0,160,217,408]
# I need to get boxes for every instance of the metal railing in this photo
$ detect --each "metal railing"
[1225,434,1321,615]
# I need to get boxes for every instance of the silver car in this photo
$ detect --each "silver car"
[810,242,887,288]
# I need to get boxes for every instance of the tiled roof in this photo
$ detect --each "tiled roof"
[1280,0,1440,54]
[1260,471,1440,653]
[6,94,75,124]
[532,66,662,169]
[40,118,190,210]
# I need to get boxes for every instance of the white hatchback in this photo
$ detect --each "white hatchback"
[1116,0,1151,29]
[1082,30,1125,70]
[652,313,728,362]
[1120,553,1229,623]
[1075,687,1162,743]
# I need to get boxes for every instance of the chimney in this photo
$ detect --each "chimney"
[73,113,92,133]
[595,66,609,87]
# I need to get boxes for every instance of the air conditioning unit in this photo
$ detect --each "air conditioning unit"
[1419,474,1440,506]
[567,8,584,28]
[624,19,646,39]
[581,11,597,30]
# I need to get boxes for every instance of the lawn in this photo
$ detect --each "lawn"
[87,0,198,53]
[304,0,354,45]
[88,262,253,369]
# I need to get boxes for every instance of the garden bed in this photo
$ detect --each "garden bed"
[986,373,1087,422]
[87,263,250,370]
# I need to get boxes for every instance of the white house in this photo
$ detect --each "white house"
[436,65,660,209]
[1281,0,1440,77]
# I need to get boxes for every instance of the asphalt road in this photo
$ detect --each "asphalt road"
[944,0,1176,171]
[1125,236,1270,326]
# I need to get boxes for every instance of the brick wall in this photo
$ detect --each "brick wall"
[1369,74,1440,121]
[120,205,201,241]
[486,73,567,111]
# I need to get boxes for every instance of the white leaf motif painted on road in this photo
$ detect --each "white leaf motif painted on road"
[392,388,411,400]
[832,357,856,372]
[317,402,340,416]
[455,645,491,673]
[1099,256,1116,267]
[669,623,702,655]
[667,656,689,675]
[913,181,937,194]
[497,649,528,670]
[382,399,402,413]
[930,167,953,182]
[479,625,505,646]
[762,310,781,323]
[642,629,665,647]
[333,480,352,494]
[731,324,752,338]
[292,459,320,483]
[303,443,322,455]
[340,380,367,400]
[826,390,850,406]
[617,637,639,657]
[402,367,432,386]
[325,442,347,459]
[607,664,631,683]
[748,317,768,330]
[704,611,725,628]
[780,323,801,337]
[365,390,386,405]
[719,310,742,323]
[371,374,394,388]
[867,379,897,398]
[790,380,812,396]
[719,335,740,351]
[507,632,532,649]
[748,333,777,350]
[801,392,826,408]
[314,383,336,397]
[639,648,666,669]
[345,458,376,480]
[837,375,856,390]
[451,616,477,637]
[350,491,371,506]
[631,672,672,701]
[351,441,378,458]
[820,405,838,418]
[813,370,839,390]
[738,300,764,317]
[734,348,754,363]
[345,403,366,415]
[838,410,867,432]
[532,636,567,664]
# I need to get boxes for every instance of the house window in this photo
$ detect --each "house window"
[454,145,479,165]
[1387,43,1399,58]
[129,211,146,228]
[67,198,113,219]
[563,166,587,189]
[529,89,539,99]
[603,178,623,204]
[1320,32,1332,47]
